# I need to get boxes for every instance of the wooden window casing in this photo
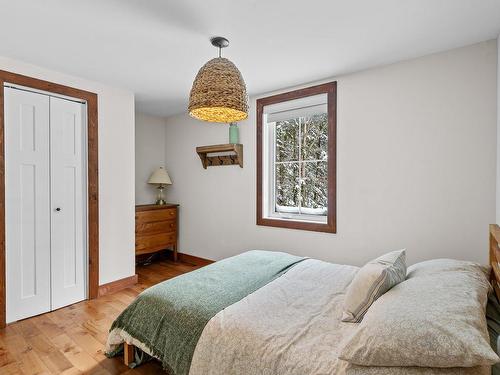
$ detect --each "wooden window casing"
[256,82,336,233]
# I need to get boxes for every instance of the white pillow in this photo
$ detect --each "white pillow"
[339,259,499,368]
[342,250,406,323]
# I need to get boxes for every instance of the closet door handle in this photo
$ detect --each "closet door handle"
[55,207,61,212]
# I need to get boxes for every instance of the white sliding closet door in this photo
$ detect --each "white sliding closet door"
[50,97,87,310]
[5,88,51,322]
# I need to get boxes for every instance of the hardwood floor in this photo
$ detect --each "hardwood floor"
[0,257,203,374]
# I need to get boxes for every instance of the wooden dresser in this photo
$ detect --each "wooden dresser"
[135,204,179,261]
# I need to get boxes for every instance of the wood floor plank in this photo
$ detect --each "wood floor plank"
[59,368,82,375]
[39,350,73,374]
[25,334,58,356]
[30,315,65,339]
[0,343,16,367]
[0,258,202,374]
[50,333,110,374]
[12,320,43,339]
[0,362,24,374]
[16,349,53,375]
[0,329,18,367]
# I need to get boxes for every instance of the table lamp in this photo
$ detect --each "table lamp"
[148,167,172,205]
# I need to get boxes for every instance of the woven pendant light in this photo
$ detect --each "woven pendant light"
[188,37,249,123]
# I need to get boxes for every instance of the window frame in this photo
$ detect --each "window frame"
[267,117,328,223]
[256,82,337,233]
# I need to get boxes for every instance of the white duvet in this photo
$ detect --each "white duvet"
[189,259,489,375]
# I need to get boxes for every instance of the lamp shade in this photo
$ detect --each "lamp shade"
[188,57,249,123]
[147,167,172,185]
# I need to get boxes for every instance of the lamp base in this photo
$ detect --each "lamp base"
[154,185,167,205]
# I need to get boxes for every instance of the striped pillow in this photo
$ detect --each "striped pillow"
[342,250,406,323]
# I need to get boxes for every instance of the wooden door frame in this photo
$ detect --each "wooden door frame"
[0,70,99,328]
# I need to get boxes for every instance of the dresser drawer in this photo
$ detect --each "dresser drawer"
[135,207,177,223]
[135,233,176,255]
[136,220,176,235]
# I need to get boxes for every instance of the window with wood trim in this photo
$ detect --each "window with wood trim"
[257,82,336,233]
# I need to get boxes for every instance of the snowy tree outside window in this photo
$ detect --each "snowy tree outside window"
[274,113,328,218]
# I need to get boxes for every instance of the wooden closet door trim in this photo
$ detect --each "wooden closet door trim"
[0,70,100,328]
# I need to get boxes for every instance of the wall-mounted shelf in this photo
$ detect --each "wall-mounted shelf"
[196,144,243,169]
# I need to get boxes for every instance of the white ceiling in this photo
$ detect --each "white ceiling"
[1,0,500,117]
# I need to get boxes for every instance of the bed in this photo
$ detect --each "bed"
[106,225,500,374]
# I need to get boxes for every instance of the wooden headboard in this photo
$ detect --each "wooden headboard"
[489,224,500,300]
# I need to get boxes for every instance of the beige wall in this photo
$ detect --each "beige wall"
[0,56,136,285]
[497,35,500,224]
[135,112,167,205]
[164,40,497,266]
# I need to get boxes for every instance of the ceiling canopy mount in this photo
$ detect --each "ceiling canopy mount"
[210,36,229,49]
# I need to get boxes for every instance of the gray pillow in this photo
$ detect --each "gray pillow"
[342,250,406,323]
[339,259,499,368]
